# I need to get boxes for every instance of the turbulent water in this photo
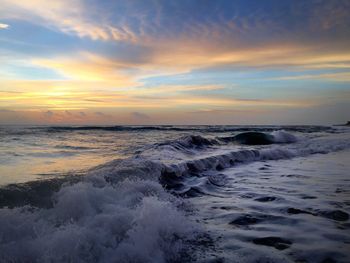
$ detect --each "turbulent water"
[0,125,349,262]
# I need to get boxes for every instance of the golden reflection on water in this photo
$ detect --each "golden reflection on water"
[0,129,131,186]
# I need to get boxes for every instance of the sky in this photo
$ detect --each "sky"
[0,0,349,125]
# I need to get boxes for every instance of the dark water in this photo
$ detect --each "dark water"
[0,125,349,262]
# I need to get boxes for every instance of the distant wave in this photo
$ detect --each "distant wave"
[44,125,334,133]
[147,132,297,155]
[219,130,297,145]
[152,135,216,153]
[46,125,186,132]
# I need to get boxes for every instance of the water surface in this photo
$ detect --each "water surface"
[0,125,349,262]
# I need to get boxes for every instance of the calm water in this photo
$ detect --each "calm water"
[0,125,349,262]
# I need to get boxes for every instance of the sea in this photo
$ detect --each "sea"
[0,125,349,262]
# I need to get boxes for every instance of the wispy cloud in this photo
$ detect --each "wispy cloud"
[272,72,350,82]
[0,0,136,41]
[131,111,150,120]
[44,110,53,118]
[2,0,350,46]
[2,0,350,76]
[187,108,260,115]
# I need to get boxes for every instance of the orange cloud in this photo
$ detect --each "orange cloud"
[31,52,138,87]
[143,42,350,72]
[27,43,350,84]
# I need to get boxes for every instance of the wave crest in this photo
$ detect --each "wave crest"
[0,178,199,262]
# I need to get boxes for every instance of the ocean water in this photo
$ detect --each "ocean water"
[0,125,349,262]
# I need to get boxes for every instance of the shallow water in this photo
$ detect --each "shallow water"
[0,125,349,262]
[190,150,350,262]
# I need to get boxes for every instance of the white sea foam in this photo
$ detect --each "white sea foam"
[0,179,198,263]
[270,130,298,143]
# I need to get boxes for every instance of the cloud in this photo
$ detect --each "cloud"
[0,0,136,41]
[31,52,138,87]
[27,45,350,92]
[187,108,259,114]
[55,46,350,80]
[272,72,350,82]
[44,110,53,117]
[142,43,350,73]
[144,84,226,93]
[131,112,150,120]
[0,109,14,112]
[0,23,9,29]
[2,0,350,47]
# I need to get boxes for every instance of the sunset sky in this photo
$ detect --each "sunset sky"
[0,0,349,125]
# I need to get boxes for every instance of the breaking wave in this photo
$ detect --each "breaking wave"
[0,175,200,262]
[270,130,298,143]
[142,131,297,157]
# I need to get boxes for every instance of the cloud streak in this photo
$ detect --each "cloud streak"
[0,23,9,29]
[272,72,350,82]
